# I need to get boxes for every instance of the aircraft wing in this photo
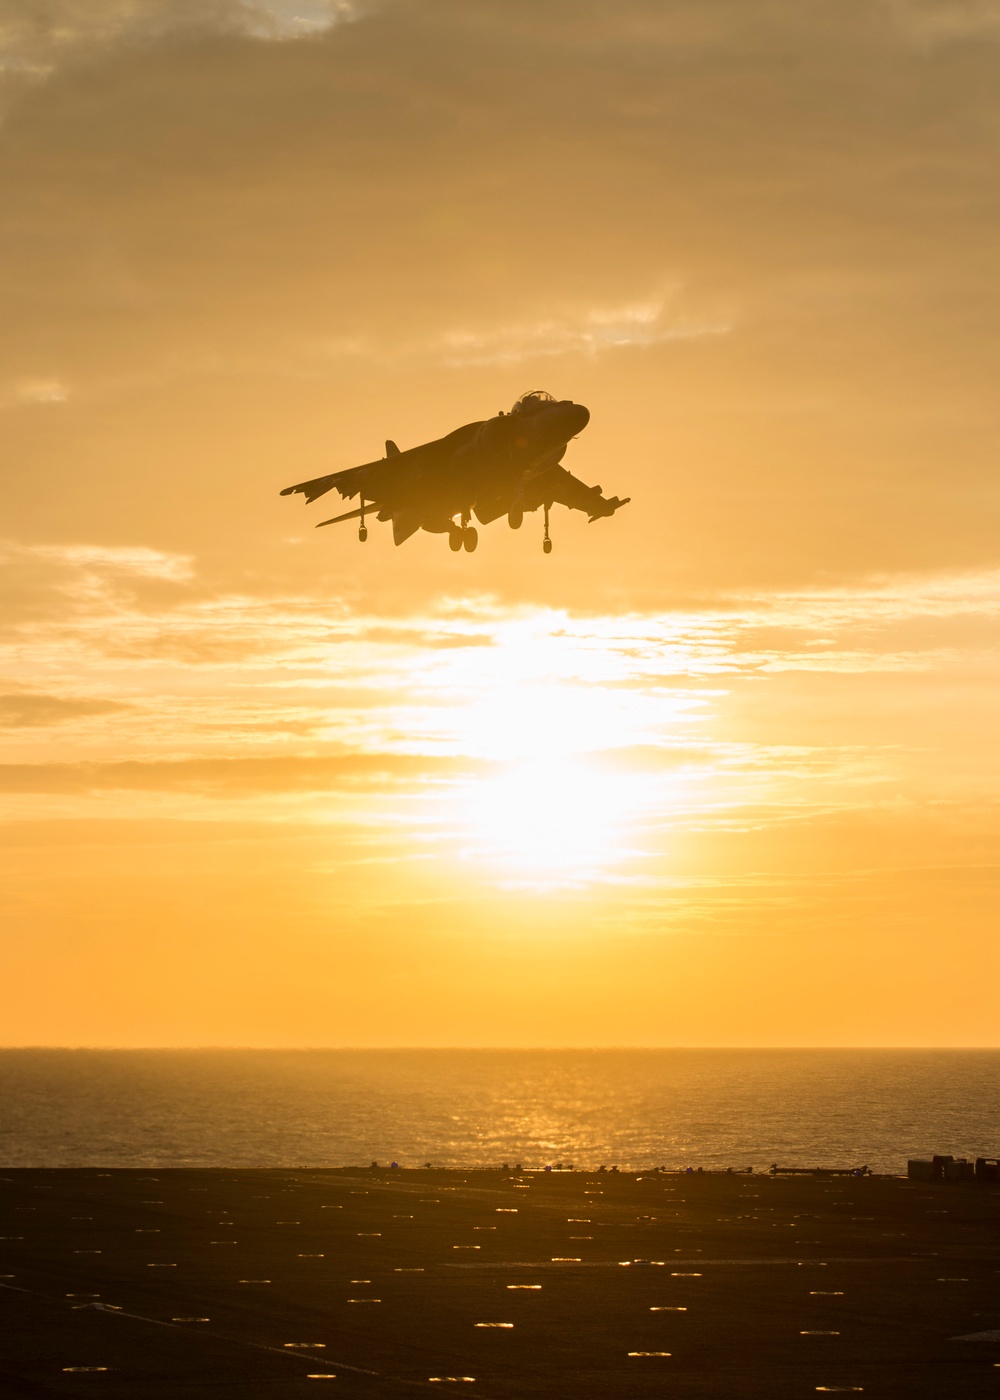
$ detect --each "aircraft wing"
[279,423,485,508]
[279,459,386,505]
[527,465,630,521]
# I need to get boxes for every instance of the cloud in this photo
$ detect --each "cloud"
[24,542,195,581]
[0,545,996,918]
[6,537,1000,687]
[885,0,1000,44]
[302,290,733,370]
[432,295,732,368]
[2,537,997,842]
[0,0,369,128]
[0,0,365,75]
[0,541,196,634]
[2,379,71,408]
[0,693,130,728]
[0,752,474,794]
[361,626,496,650]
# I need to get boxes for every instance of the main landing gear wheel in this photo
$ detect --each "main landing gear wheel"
[358,525,368,543]
[508,507,523,530]
[463,526,478,553]
[449,529,463,552]
[542,502,553,555]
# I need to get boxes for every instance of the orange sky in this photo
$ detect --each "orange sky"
[1,0,999,1046]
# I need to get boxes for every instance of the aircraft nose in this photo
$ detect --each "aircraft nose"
[563,401,590,434]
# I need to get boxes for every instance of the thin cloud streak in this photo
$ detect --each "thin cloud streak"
[0,0,366,74]
[434,297,733,368]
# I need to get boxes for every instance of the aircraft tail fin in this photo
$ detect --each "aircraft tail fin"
[385,439,400,457]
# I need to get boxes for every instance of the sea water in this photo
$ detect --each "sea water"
[0,1048,996,1172]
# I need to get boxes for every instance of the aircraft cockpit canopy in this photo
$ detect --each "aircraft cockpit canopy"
[511,389,557,415]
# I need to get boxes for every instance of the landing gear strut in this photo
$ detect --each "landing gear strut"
[358,497,368,543]
[542,503,552,554]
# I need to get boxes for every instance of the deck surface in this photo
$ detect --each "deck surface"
[2,1167,999,1397]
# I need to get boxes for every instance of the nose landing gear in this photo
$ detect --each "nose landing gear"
[358,497,368,542]
[542,503,552,554]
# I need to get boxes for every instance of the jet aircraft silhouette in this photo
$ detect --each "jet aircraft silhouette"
[279,390,629,553]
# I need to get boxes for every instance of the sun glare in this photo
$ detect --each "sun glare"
[404,628,704,887]
[454,756,641,887]
[449,683,637,763]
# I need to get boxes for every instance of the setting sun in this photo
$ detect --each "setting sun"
[453,756,640,886]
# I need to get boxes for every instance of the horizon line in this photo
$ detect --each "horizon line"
[2,1044,999,1053]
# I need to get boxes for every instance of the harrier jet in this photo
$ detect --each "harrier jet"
[279,390,629,554]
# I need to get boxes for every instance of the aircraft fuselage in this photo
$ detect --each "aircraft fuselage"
[279,391,627,553]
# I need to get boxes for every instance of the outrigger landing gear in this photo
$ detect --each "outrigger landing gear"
[542,503,552,554]
[358,497,368,543]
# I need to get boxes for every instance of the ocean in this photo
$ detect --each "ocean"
[1,1049,997,1173]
